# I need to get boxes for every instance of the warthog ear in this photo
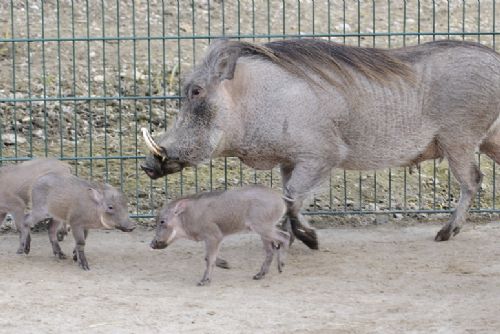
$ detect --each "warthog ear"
[216,47,240,81]
[173,199,189,216]
[88,188,103,205]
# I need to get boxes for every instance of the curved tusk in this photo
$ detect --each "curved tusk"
[100,215,113,229]
[141,127,163,157]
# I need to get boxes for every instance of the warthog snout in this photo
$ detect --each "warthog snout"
[141,160,186,179]
[116,222,136,232]
[150,239,168,249]
[140,164,161,180]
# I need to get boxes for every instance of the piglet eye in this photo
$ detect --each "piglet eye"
[108,206,114,211]
[192,88,200,96]
[160,220,166,225]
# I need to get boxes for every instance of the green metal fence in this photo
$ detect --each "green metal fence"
[0,1,499,220]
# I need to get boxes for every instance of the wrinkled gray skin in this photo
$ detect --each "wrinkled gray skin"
[142,39,500,248]
[25,173,136,270]
[150,185,289,286]
[0,158,71,254]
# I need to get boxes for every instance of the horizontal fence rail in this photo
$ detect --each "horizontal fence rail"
[0,1,499,221]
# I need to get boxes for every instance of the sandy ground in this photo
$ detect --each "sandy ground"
[0,222,499,334]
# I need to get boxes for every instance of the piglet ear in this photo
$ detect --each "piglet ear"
[88,188,103,204]
[173,199,189,216]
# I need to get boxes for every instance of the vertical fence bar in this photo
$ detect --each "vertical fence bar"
[101,0,109,182]
[42,1,49,158]
[9,1,17,159]
[57,0,64,159]
[85,0,93,176]
[493,0,497,209]
[192,0,199,192]
[26,0,33,157]
[134,0,142,216]
[71,0,79,175]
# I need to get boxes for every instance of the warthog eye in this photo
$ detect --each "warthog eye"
[160,220,166,225]
[189,85,203,99]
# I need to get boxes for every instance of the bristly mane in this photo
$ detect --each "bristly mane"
[208,39,414,87]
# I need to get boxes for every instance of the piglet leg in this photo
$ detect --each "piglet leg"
[198,236,222,286]
[14,211,31,255]
[72,226,89,270]
[253,238,275,280]
[48,219,66,259]
[72,229,88,261]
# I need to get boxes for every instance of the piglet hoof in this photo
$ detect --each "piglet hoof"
[277,261,285,273]
[78,260,90,271]
[197,279,211,286]
[19,234,32,255]
[253,272,266,280]
[17,242,31,255]
[76,252,90,270]
[56,252,67,260]
[215,258,230,269]
[72,249,77,262]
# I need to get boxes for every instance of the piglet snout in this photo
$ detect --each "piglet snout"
[150,239,168,250]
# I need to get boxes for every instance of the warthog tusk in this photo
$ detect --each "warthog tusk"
[100,215,113,229]
[141,127,163,157]
[166,228,177,244]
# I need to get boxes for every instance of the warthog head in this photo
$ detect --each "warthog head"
[95,184,136,232]
[150,199,189,249]
[141,40,242,179]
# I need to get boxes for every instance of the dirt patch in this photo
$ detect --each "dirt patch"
[1,222,499,333]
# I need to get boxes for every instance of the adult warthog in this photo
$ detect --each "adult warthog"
[141,39,500,249]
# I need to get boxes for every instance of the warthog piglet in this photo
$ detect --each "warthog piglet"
[0,158,71,254]
[150,185,290,286]
[25,173,136,270]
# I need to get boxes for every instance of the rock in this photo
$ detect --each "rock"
[32,129,45,139]
[2,134,26,145]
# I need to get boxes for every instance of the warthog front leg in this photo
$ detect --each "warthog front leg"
[14,211,31,255]
[281,161,332,250]
[436,157,482,241]
[48,219,66,259]
[198,236,222,286]
[72,229,88,262]
[72,227,89,270]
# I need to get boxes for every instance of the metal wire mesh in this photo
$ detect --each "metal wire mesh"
[0,1,499,220]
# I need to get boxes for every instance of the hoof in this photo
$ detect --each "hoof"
[253,272,265,280]
[215,258,230,269]
[197,279,210,286]
[79,262,90,271]
[295,227,319,250]
[56,252,67,260]
[435,226,460,242]
[278,261,285,273]
[17,244,30,255]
